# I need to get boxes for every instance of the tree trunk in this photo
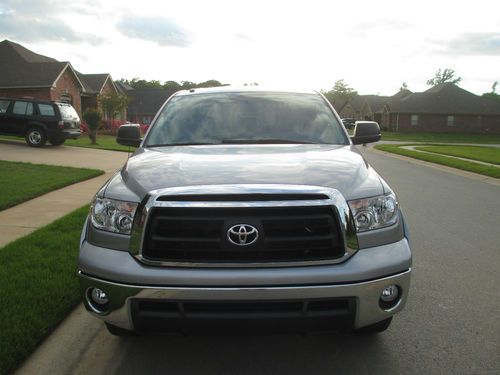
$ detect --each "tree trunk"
[89,130,97,144]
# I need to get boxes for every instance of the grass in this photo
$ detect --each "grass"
[65,134,136,152]
[381,131,500,144]
[415,145,500,165]
[375,144,500,179]
[0,134,135,152]
[0,160,103,211]
[0,206,88,375]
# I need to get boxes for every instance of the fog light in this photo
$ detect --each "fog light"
[380,285,399,302]
[90,288,109,305]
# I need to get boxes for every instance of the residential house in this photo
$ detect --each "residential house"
[126,88,177,124]
[0,40,118,117]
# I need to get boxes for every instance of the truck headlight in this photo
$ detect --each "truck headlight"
[90,197,138,235]
[348,193,398,232]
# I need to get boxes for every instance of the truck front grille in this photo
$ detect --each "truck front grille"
[142,206,344,264]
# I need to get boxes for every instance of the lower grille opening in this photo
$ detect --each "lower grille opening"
[131,298,356,334]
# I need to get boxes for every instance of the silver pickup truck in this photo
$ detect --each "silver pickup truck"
[78,87,411,335]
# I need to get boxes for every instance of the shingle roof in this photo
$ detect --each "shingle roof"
[78,73,111,94]
[127,89,178,115]
[386,83,500,115]
[114,81,133,95]
[0,40,70,88]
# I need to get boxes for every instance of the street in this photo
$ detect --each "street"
[17,147,500,375]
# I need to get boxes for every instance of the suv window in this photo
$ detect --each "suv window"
[13,101,34,116]
[56,103,79,120]
[0,100,10,114]
[38,103,56,117]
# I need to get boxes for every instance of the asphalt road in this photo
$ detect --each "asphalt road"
[18,147,500,375]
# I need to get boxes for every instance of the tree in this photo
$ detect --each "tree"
[426,68,462,86]
[98,93,130,119]
[83,109,101,144]
[482,81,500,102]
[399,82,409,91]
[321,79,358,102]
[163,80,182,91]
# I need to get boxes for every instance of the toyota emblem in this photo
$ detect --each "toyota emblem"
[227,224,259,246]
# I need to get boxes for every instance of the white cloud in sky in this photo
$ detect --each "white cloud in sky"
[1,0,499,95]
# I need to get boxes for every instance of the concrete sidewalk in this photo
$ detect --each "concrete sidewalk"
[0,142,128,247]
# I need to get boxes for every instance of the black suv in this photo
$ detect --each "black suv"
[0,97,81,147]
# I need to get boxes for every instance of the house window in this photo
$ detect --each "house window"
[447,115,454,126]
[411,115,418,126]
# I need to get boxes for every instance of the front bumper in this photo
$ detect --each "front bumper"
[79,267,411,332]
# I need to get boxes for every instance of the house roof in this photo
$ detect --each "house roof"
[0,40,74,88]
[0,40,116,96]
[127,88,178,115]
[385,83,500,115]
[114,81,133,95]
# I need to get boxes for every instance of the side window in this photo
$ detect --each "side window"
[410,115,418,126]
[0,100,10,114]
[13,101,34,115]
[38,104,56,117]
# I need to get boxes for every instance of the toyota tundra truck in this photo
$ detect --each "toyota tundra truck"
[78,87,411,335]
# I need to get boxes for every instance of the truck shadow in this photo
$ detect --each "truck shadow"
[106,331,397,375]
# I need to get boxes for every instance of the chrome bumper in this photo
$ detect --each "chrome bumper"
[79,269,411,331]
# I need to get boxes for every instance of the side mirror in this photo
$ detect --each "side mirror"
[117,124,142,147]
[350,121,381,145]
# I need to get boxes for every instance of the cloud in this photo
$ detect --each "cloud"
[234,32,253,42]
[431,32,500,56]
[116,16,190,47]
[0,14,103,44]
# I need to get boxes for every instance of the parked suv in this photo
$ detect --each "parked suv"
[0,98,81,147]
[79,88,411,336]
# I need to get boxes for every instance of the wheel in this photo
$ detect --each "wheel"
[105,322,136,336]
[25,127,47,147]
[353,317,392,334]
[49,138,65,146]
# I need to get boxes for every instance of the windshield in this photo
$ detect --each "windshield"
[57,103,80,121]
[145,92,348,146]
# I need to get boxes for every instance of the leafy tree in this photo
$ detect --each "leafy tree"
[482,81,500,102]
[399,82,409,91]
[163,80,182,91]
[83,109,101,144]
[322,79,358,102]
[426,68,462,86]
[98,93,130,119]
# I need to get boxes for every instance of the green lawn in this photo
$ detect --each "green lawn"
[0,206,88,375]
[0,160,103,211]
[381,132,500,144]
[375,144,500,179]
[0,134,135,152]
[65,134,136,152]
[415,145,500,165]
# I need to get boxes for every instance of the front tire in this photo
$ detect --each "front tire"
[353,317,392,334]
[25,127,47,147]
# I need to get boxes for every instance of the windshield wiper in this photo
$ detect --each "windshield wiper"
[147,142,215,147]
[221,139,314,144]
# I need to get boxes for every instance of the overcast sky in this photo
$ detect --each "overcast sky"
[1,0,499,95]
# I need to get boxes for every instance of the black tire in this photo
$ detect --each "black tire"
[105,322,136,336]
[49,138,66,146]
[353,317,392,334]
[25,127,47,147]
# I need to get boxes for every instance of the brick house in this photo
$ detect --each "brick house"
[380,84,500,133]
[126,88,177,124]
[0,40,117,118]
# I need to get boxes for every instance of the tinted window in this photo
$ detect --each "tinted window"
[146,92,347,146]
[57,103,79,120]
[0,100,10,114]
[13,101,33,115]
[38,103,56,117]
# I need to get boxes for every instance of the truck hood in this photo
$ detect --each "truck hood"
[106,144,385,201]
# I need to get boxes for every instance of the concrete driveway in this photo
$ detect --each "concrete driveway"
[0,141,128,247]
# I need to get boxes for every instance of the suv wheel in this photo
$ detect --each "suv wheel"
[353,317,392,334]
[49,138,66,146]
[26,127,47,147]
